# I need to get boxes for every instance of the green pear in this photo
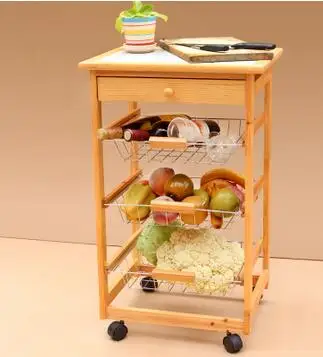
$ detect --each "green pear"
[193,188,210,207]
[210,188,240,217]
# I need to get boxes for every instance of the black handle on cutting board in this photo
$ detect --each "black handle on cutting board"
[169,42,276,53]
[231,42,276,50]
[199,44,230,52]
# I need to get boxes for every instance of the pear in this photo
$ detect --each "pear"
[209,188,240,218]
[193,188,210,207]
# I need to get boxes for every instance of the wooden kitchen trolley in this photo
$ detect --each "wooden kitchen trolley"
[79,43,283,353]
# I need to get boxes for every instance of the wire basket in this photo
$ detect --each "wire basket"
[105,177,242,231]
[104,117,244,165]
[108,240,245,299]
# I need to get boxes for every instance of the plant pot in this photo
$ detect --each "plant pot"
[122,16,157,53]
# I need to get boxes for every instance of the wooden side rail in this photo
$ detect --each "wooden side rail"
[151,199,196,214]
[152,269,195,283]
[254,174,264,200]
[252,274,269,289]
[103,169,142,205]
[114,263,195,283]
[107,306,244,332]
[107,261,138,305]
[149,137,187,150]
[255,70,272,93]
[138,264,154,273]
[239,238,263,281]
[251,269,269,314]
[107,108,141,129]
[242,112,265,145]
[138,264,266,288]
[105,228,143,271]
[254,112,265,135]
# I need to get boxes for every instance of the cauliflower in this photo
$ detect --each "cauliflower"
[156,228,244,295]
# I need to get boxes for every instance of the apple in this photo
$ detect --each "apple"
[149,167,175,196]
[152,196,178,225]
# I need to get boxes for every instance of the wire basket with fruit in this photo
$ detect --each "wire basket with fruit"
[105,167,245,230]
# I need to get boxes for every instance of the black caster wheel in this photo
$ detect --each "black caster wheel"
[107,320,128,341]
[223,332,243,353]
[140,276,158,293]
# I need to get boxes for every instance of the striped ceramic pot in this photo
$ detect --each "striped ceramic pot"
[122,16,157,53]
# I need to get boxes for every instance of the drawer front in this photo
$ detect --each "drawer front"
[97,77,244,105]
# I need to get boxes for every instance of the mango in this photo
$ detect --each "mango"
[123,183,156,221]
[180,196,207,225]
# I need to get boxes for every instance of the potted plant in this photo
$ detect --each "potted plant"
[115,1,168,53]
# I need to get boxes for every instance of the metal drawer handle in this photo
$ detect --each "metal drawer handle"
[164,87,175,97]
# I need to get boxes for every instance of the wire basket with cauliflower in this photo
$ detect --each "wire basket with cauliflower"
[107,219,245,298]
[137,221,245,295]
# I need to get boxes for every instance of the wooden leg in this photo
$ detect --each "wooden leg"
[263,74,272,272]
[91,72,108,319]
[129,101,141,265]
[243,75,255,335]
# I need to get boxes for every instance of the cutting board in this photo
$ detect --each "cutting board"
[158,37,274,63]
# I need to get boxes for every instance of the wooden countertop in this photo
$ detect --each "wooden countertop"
[78,46,283,75]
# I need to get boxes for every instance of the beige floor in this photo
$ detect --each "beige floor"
[1,238,323,357]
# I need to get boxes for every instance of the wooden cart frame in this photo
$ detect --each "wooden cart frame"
[79,46,283,339]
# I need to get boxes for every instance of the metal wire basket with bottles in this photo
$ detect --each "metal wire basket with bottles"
[99,116,246,165]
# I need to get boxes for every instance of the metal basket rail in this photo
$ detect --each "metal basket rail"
[104,117,244,165]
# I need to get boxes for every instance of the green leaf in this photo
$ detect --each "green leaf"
[132,12,148,18]
[115,10,135,33]
[115,16,123,33]
[124,9,137,17]
[150,11,168,22]
[115,2,168,33]
[133,5,155,18]
[140,4,153,14]
[132,1,143,13]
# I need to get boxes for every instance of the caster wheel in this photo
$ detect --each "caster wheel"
[107,320,128,341]
[140,276,158,293]
[223,332,243,353]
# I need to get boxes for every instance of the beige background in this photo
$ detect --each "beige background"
[0,2,322,259]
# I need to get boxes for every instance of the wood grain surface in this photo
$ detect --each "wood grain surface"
[158,37,274,63]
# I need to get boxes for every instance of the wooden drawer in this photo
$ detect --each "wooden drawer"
[97,77,245,105]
